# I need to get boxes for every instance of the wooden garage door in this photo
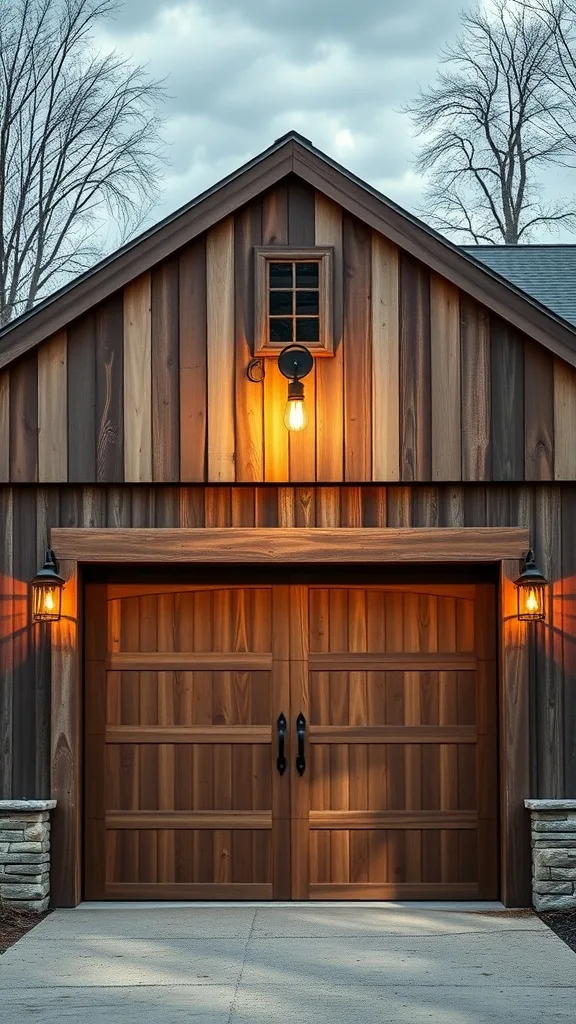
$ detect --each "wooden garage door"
[84,580,498,900]
[84,584,291,900]
[290,583,498,900]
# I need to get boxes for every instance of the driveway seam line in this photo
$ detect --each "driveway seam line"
[227,908,257,1022]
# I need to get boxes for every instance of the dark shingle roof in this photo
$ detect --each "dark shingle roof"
[463,245,576,325]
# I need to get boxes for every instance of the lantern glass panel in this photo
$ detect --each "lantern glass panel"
[517,583,546,621]
[32,582,63,622]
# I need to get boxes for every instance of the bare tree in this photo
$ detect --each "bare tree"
[0,0,166,325]
[524,1,576,132]
[405,0,576,244]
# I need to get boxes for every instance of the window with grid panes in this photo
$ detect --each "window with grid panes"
[253,246,334,357]
[269,261,320,344]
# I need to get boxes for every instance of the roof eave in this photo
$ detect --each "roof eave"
[2,131,576,372]
[291,144,576,368]
[0,137,296,371]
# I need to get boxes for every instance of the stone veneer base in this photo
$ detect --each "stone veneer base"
[525,799,576,911]
[0,800,56,913]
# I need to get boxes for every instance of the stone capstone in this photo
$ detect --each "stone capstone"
[0,802,55,913]
[526,800,576,910]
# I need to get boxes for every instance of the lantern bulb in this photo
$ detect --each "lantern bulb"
[284,398,308,432]
[525,588,539,614]
[44,590,55,612]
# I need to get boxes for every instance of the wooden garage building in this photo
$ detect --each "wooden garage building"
[1,132,576,908]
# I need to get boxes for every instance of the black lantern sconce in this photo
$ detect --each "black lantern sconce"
[514,550,548,622]
[246,344,314,432]
[30,549,65,623]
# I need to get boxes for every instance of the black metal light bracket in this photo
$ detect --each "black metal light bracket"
[31,548,65,588]
[246,357,265,383]
[513,550,548,588]
[277,344,314,382]
[246,345,314,385]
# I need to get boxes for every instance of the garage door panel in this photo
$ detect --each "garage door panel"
[300,583,498,900]
[308,826,481,893]
[85,582,287,900]
[103,828,272,890]
[85,580,497,901]
[105,670,272,727]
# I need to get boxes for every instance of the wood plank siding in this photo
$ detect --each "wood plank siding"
[5,180,576,485]
[3,160,576,907]
[0,482,573,803]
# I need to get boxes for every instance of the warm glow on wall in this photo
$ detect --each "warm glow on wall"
[246,343,313,432]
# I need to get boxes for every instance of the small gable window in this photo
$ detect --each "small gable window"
[254,246,333,356]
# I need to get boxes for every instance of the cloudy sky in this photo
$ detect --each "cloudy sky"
[93,0,575,239]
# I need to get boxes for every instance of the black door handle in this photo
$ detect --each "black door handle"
[296,713,306,776]
[277,713,287,775]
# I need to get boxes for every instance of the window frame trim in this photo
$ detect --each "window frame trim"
[254,245,334,357]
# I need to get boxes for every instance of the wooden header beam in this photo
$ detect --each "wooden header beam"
[51,526,529,564]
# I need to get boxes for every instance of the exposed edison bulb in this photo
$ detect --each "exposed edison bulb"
[525,587,539,613]
[43,589,55,612]
[284,397,308,431]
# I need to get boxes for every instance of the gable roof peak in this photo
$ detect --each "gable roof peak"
[3,130,576,372]
[273,130,313,148]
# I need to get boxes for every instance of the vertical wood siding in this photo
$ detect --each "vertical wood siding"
[179,238,207,481]
[371,234,399,482]
[207,217,235,482]
[4,180,576,485]
[315,195,344,482]
[124,275,152,482]
[0,370,9,483]
[430,276,460,481]
[38,332,67,482]
[1,482,575,801]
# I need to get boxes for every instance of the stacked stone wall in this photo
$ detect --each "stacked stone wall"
[0,801,56,913]
[526,800,576,911]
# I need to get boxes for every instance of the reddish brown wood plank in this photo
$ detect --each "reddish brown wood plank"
[262,186,289,481]
[235,201,264,481]
[461,298,491,481]
[67,314,96,482]
[430,276,461,481]
[95,294,124,483]
[310,882,477,898]
[554,358,576,479]
[106,882,273,899]
[372,234,399,481]
[343,214,372,480]
[0,370,9,482]
[51,559,80,906]
[38,332,67,482]
[52,526,529,563]
[400,253,431,481]
[287,179,316,481]
[107,812,272,828]
[207,218,235,482]
[123,275,152,482]
[315,195,344,481]
[500,559,531,906]
[491,318,524,481]
[524,338,554,481]
[179,239,207,481]
[9,350,38,482]
[152,259,180,481]
[310,726,476,743]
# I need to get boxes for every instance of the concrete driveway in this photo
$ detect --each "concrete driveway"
[1,904,575,1022]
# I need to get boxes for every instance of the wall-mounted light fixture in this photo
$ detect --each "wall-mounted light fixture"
[246,343,314,432]
[514,550,548,622]
[30,549,65,623]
